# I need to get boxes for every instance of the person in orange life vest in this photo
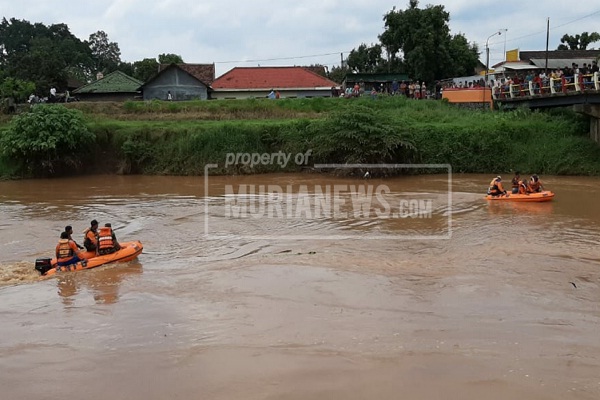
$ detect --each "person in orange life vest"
[511,171,521,194]
[83,219,99,252]
[528,174,543,193]
[97,223,121,255]
[488,176,506,196]
[56,231,82,267]
[518,179,529,194]
[65,225,84,250]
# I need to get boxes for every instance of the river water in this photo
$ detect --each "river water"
[0,173,599,400]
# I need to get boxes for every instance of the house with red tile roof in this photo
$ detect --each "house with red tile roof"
[210,66,339,99]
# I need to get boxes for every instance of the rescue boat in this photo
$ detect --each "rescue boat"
[485,191,555,202]
[35,240,143,276]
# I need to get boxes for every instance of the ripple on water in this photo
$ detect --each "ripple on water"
[0,262,42,286]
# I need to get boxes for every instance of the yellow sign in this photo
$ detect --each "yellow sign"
[506,49,519,62]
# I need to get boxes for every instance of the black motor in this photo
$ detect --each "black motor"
[34,258,53,275]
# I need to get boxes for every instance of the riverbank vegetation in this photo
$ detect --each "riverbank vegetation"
[1,96,600,179]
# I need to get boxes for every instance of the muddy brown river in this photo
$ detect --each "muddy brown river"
[1,173,599,400]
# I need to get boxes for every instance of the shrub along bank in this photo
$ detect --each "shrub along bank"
[1,97,600,179]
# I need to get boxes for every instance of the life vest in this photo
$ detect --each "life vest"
[85,228,98,245]
[98,227,114,251]
[529,177,542,192]
[518,180,528,194]
[511,176,520,188]
[56,239,76,261]
[83,229,98,251]
[488,178,505,195]
[489,178,501,188]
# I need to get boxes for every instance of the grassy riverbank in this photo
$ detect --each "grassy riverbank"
[1,96,600,178]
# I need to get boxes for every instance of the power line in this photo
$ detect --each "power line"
[553,9,600,29]
[215,9,600,65]
[215,51,351,65]
[483,8,600,48]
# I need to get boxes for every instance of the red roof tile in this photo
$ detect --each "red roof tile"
[211,67,338,89]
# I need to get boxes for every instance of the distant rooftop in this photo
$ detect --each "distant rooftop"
[211,66,338,90]
[73,71,142,94]
[158,63,215,85]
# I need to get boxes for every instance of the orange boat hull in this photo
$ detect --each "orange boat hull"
[44,241,143,276]
[485,191,555,202]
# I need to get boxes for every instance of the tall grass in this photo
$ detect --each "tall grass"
[91,119,314,175]
[2,96,600,177]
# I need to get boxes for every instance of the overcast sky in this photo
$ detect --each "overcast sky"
[1,1,599,77]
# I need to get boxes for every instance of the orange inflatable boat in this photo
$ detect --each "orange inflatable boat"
[485,191,555,202]
[35,240,143,276]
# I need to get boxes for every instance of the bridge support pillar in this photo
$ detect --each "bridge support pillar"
[573,104,600,144]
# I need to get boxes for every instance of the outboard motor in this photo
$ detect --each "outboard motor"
[34,258,53,275]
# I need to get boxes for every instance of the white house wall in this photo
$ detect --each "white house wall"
[210,89,333,100]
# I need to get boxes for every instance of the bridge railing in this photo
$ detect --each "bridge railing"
[492,72,600,100]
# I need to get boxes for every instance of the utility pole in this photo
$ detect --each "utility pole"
[502,29,508,62]
[545,18,550,73]
[485,30,503,110]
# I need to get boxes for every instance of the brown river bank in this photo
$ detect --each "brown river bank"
[1,173,599,399]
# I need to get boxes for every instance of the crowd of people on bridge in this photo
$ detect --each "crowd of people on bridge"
[441,59,599,98]
[491,60,599,98]
[335,80,443,100]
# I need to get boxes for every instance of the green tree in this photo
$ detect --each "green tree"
[447,34,480,78]
[158,53,184,64]
[0,105,95,176]
[18,37,68,91]
[0,18,93,93]
[0,77,35,103]
[133,58,159,82]
[305,64,327,77]
[557,32,600,50]
[347,43,384,73]
[328,66,348,84]
[116,61,135,78]
[378,1,478,82]
[88,30,121,73]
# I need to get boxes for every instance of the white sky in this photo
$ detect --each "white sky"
[1,1,599,77]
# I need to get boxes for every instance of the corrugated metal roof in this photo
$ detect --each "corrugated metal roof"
[211,67,338,90]
[530,58,598,69]
[159,63,215,85]
[142,64,211,89]
[503,63,541,70]
[520,50,600,60]
[73,71,142,94]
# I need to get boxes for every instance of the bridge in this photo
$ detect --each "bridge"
[494,72,600,143]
